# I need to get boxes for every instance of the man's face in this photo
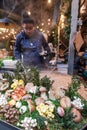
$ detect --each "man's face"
[22,23,34,37]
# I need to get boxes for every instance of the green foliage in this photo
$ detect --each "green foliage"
[0,59,4,68]
[64,25,71,39]
[36,115,47,130]
[31,110,47,130]
[63,0,71,41]
[50,99,60,108]
[49,108,76,130]
[19,110,30,121]
[3,62,41,86]
[18,100,30,121]
[29,67,40,86]
[65,76,81,100]
[49,27,58,47]
[3,72,15,86]
[61,108,76,129]
[40,75,54,91]
[82,100,87,117]
[2,62,53,90]
[14,62,41,86]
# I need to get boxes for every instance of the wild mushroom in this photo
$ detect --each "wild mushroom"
[27,99,35,113]
[22,94,32,100]
[60,96,71,109]
[0,104,19,124]
[71,108,82,123]
[57,106,65,117]
[0,82,9,92]
[0,79,9,91]
[5,90,13,98]
[35,97,45,106]
[25,83,37,94]
[39,87,47,100]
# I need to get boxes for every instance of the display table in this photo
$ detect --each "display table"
[0,66,87,130]
[0,120,20,130]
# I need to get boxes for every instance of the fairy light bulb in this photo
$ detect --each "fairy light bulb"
[27,11,31,15]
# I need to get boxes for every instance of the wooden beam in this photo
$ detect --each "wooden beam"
[68,0,79,75]
[0,9,20,20]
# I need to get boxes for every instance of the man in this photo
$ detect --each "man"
[14,14,50,69]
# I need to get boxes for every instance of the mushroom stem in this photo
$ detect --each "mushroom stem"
[40,92,47,100]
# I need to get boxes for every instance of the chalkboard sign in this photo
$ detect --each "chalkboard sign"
[0,120,20,130]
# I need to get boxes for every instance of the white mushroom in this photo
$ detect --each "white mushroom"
[39,87,47,100]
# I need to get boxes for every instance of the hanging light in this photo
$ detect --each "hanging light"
[48,0,51,4]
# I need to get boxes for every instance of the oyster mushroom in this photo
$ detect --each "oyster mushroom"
[0,82,9,92]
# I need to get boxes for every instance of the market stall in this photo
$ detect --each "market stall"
[0,62,87,130]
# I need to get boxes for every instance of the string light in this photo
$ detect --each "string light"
[40,28,43,32]
[41,23,44,26]
[36,26,39,29]
[27,11,31,15]
[60,14,65,28]
[48,18,51,22]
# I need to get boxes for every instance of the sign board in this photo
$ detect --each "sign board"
[0,120,20,130]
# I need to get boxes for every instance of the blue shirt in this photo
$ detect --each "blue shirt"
[14,30,50,68]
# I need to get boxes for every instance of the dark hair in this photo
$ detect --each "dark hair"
[21,11,34,25]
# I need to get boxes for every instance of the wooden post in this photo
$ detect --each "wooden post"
[68,0,79,75]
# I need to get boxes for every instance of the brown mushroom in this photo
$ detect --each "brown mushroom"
[35,97,45,106]
[60,96,71,109]
[22,94,32,100]
[27,99,35,113]
[71,108,82,123]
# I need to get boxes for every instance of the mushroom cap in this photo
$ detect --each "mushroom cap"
[22,94,32,100]
[35,97,45,106]
[39,87,47,92]
[0,82,9,91]
[71,108,82,123]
